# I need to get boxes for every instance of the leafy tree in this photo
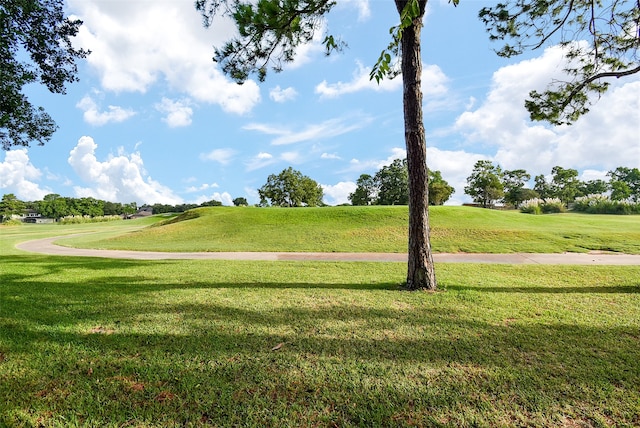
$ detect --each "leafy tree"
[502,169,531,207]
[0,193,25,221]
[579,179,608,197]
[479,0,640,125]
[428,170,454,206]
[74,197,104,217]
[349,174,377,206]
[534,174,553,200]
[608,167,640,202]
[258,167,323,207]
[233,197,248,206]
[38,193,70,219]
[550,166,580,206]
[1,0,89,149]
[464,160,504,208]
[376,158,409,205]
[200,199,223,207]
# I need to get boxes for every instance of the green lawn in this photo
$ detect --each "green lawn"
[1,211,639,426]
[57,206,640,254]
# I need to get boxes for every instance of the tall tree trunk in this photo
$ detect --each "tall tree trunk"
[396,0,437,290]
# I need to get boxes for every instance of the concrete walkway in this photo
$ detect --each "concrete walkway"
[15,236,640,265]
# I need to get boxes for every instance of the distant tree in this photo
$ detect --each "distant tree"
[502,169,531,207]
[1,0,89,149]
[534,175,553,200]
[74,197,104,217]
[0,193,25,221]
[232,197,248,206]
[349,174,377,206]
[517,188,540,203]
[38,193,70,219]
[550,166,580,206]
[123,202,137,215]
[578,179,609,197]
[465,160,504,208]
[376,159,409,205]
[428,170,454,205]
[608,167,640,202]
[258,167,323,207]
[200,199,223,207]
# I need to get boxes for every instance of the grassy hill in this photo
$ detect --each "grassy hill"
[62,206,640,254]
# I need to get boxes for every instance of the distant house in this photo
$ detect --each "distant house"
[19,210,55,224]
[128,206,154,219]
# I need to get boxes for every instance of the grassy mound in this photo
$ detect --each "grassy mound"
[62,206,640,254]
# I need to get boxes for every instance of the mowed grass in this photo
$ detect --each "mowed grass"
[1,213,639,426]
[59,206,640,254]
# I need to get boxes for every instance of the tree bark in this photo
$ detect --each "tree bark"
[397,0,437,290]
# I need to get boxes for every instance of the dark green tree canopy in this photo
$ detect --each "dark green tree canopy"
[349,160,454,206]
[1,0,89,149]
[258,167,323,207]
[608,167,640,202]
[464,160,504,208]
[232,197,249,206]
[348,174,377,206]
[376,158,409,205]
[502,169,532,207]
[480,0,640,125]
[428,169,455,206]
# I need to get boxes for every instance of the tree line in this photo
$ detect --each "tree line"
[0,193,238,222]
[464,161,640,210]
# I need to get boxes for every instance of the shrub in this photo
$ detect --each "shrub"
[541,198,566,213]
[59,215,123,224]
[520,198,543,214]
[573,195,640,214]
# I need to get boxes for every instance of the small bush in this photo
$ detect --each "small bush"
[541,198,566,214]
[519,199,543,214]
[573,195,640,214]
[59,215,123,224]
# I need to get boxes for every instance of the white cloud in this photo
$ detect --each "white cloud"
[67,136,183,204]
[76,95,136,126]
[353,0,371,21]
[155,97,193,127]
[269,85,298,103]
[246,152,276,171]
[315,61,449,102]
[0,150,51,200]
[321,152,341,160]
[200,148,237,164]
[580,169,608,182]
[191,191,233,206]
[68,0,260,115]
[322,181,357,205]
[315,61,401,98]
[244,114,373,145]
[455,44,640,174]
[185,183,219,193]
[281,151,301,163]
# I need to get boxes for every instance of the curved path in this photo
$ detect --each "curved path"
[15,236,640,265]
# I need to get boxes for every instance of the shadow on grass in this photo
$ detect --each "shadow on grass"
[1,297,639,426]
[448,285,640,294]
[2,255,640,425]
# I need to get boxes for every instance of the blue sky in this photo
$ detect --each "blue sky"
[1,0,639,206]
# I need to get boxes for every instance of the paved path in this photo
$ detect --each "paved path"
[15,236,640,265]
